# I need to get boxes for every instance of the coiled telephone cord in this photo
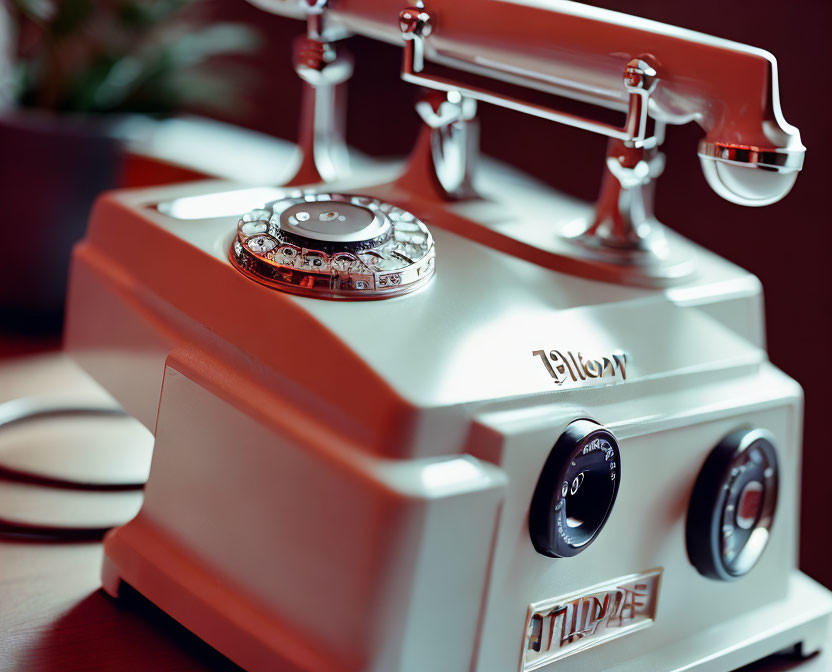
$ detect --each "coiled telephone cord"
[0,398,146,541]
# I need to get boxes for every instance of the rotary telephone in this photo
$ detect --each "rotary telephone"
[63,1,831,670]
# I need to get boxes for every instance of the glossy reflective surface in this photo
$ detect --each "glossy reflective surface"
[229,191,436,299]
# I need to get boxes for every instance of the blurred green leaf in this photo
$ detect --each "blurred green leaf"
[161,23,261,67]
[10,0,263,116]
[117,0,193,30]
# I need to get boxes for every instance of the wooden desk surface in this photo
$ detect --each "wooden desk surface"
[0,353,829,672]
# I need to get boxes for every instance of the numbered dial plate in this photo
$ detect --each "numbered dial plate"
[530,419,621,558]
[686,429,779,580]
[229,192,435,299]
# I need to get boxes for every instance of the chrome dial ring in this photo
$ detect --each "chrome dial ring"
[229,192,435,300]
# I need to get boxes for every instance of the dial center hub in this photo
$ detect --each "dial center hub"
[283,201,375,238]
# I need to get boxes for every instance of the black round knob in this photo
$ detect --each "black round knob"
[529,419,621,558]
[686,429,779,581]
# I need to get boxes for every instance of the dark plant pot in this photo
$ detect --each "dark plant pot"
[0,112,124,334]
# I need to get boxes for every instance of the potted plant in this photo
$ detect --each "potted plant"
[0,0,260,332]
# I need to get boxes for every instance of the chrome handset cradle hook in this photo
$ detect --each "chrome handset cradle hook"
[288,0,353,185]
[397,6,690,282]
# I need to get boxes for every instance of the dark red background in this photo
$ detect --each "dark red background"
[210,2,831,587]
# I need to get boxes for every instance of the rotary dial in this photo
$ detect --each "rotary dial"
[229,192,435,299]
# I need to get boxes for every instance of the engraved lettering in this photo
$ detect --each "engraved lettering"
[569,352,587,380]
[583,357,602,378]
[605,589,625,624]
[529,614,543,652]
[534,349,629,386]
[612,352,627,380]
[550,350,577,383]
[524,570,661,670]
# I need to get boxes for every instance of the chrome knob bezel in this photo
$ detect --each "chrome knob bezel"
[686,428,779,580]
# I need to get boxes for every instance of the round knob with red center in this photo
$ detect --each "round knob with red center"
[686,429,779,580]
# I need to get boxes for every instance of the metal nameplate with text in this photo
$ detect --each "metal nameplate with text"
[521,568,662,670]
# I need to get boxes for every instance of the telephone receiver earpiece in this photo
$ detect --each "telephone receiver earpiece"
[698,143,801,207]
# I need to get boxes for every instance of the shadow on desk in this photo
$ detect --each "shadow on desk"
[20,585,244,672]
[736,653,822,672]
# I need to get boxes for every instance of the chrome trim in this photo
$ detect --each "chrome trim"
[229,192,436,299]
[287,6,353,185]
[414,91,479,199]
[697,141,805,172]
[398,7,660,149]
